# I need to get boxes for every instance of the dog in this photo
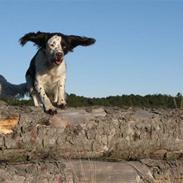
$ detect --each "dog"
[19,31,95,114]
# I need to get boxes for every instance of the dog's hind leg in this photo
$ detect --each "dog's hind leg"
[26,74,41,107]
[28,86,42,107]
[31,92,41,107]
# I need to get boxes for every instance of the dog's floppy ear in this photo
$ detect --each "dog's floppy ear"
[19,31,52,48]
[67,35,96,51]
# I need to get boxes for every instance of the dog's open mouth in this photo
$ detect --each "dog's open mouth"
[54,58,63,65]
[54,53,64,65]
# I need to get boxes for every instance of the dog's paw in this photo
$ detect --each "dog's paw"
[56,100,67,109]
[57,103,67,109]
[44,108,57,115]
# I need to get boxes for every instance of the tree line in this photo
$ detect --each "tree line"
[2,93,183,109]
[67,93,183,108]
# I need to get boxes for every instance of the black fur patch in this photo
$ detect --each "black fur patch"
[25,51,37,87]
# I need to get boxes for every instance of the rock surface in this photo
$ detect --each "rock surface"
[0,102,183,182]
[0,160,183,183]
[1,105,183,161]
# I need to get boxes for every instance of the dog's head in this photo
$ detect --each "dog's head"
[45,35,64,65]
[19,31,96,66]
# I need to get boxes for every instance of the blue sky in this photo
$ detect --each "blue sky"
[0,0,182,97]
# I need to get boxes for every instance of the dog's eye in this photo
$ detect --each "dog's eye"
[50,44,55,47]
[62,44,67,50]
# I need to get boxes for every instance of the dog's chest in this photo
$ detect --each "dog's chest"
[43,69,60,86]
[38,63,66,92]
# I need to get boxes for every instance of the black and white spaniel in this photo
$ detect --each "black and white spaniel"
[20,31,95,114]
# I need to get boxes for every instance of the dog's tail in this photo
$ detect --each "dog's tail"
[0,75,28,100]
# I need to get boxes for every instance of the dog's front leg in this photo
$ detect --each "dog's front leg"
[35,80,57,115]
[57,76,66,109]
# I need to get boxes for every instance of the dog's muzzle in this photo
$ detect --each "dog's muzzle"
[54,52,64,65]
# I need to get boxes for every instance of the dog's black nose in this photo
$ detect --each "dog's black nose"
[56,52,63,58]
